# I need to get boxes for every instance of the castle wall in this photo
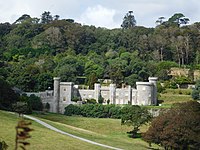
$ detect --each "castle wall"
[131,89,137,105]
[59,82,73,113]
[78,89,95,100]
[136,82,153,105]
[100,89,110,103]
[109,84,116,104]
[116,87,131,104]
[148,77,158,105]
[34,77,158,114]
[53,77,60,113]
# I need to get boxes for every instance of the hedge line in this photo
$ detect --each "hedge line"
[64,104,122,119]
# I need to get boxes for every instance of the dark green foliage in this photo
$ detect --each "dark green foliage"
[12,101,29,115]
[143,101,200,150]
[164,80,178,89]
[41,11,53,24]
[121,11,136,29]
[64,104,81,116]
[0,140,8,150]
[98,95,104,104]
[28,94,43,111]
[121,105,152,138]
[71,96,80,102]
[0,78,19,110]
[86,99,97,104]
[157,81,165,93]
[0,12,199,92]
[192,80,200,100]
[64,104,122,118]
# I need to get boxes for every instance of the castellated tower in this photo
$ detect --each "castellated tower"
[148,77,158,105]
[136,82,153,105]
[94,83,101,102]
[53,77,60,113]
[109,84,116,104]
[136,77,158,105]
[59,82,73,113]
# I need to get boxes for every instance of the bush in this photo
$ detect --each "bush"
[64,104,81,116]
[28,94,43,111]
[71,96,80,102]
[86,98,97,104]
[64,104,122,118]
[0,140,8,150]
[192,80,200,100]
[157,82,165,93]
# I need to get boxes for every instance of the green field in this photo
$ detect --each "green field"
[158,88,193,106]
[1,110,162,150]
[0,111,111,150]
[1,89,193,150]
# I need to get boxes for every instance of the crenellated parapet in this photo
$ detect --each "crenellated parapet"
[37,77,158,113]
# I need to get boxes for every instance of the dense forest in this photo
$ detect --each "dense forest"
[1,11,200,92]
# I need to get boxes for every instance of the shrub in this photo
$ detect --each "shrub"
[64,104,122,118]
[192,80,200,100]
[86,98,97,104]
[28,94,43,111]
[71,96,80,102]
[64,104,81,116]
[0,140,8,150]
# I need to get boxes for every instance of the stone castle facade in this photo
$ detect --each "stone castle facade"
[28,77,158,114]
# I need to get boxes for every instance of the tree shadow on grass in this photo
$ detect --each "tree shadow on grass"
[127,131,142,138]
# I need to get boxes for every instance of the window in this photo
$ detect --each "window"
[63,97,66,101]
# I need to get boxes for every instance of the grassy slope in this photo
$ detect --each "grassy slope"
[0,110,106,150]
[33,113,162,150]
[2,88,192,150]
[159,88,193,106]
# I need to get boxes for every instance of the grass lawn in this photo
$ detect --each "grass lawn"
[32,113,162,150]
[0,110,112,150]
[158,88,193,106]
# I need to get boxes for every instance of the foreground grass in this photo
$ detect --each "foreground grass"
[0,110,109,150]
[33,113,162,150]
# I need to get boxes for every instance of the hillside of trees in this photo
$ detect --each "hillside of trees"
[1,11,200,92]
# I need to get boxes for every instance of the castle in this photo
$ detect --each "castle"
[28,77,158,114]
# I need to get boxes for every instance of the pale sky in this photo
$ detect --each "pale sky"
[0,0,200,29]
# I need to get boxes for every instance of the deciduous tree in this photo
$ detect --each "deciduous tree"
[143,101,200,150]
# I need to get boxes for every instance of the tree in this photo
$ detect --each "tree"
[14,14,31,24]
[40,11,53,24]
[12,102,29,116]
[121,105,152,138]
[98,95,104,104]
[0,77,19,110]
[167,13,189,27]
[143,101,200,150]
[155,17,165,26]
[28,94,43,111]
[121,11,136,29]
[192,79,200,100]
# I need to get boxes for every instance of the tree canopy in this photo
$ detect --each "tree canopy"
[143,101,200,150]
[121,11,136,29]
[0,11,199,92]
[121,105,152,137]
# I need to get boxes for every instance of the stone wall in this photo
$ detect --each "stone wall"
[29,77,158,114]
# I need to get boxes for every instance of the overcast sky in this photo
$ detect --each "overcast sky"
[0,0,200,29]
